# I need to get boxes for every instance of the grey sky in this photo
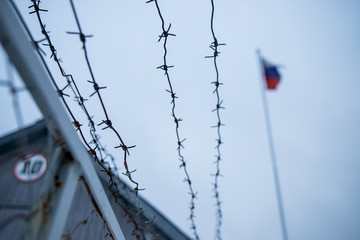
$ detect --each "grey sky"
[1,0,360,239]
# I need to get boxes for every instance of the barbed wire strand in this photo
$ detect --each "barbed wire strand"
[28,0,140,195]
[27,0,137,192]
[28,0,113,183]
[67,0,141,194]
[23,1,148,238]
[10,1,162,238]
[65,2,159,238]
[205,0,225,239]
[145,1,200,239]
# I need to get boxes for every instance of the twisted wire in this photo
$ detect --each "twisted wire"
[146,0,199,239]
[205,0,226,239]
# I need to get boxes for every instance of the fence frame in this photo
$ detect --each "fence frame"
[0,1,125,239]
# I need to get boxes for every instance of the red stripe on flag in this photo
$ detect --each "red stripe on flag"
[265,77,280,90]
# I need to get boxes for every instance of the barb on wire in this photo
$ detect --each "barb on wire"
[67,0,140,192]
[206,0,226,239]
[25,0,148,237]
[146,0,199,239]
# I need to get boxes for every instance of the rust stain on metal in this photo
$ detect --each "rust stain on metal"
[54,174,62,189]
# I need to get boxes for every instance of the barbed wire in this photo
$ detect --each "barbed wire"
[23,0,150,238]
[108,178,161,239]
[28,0,142,195]
[66,1,159,238]
[145,0,200,239]
[28,0,115,185]
[205,0,226,239]
[0,2,163,239]
[27,0,142,191]
[68,0,141,194]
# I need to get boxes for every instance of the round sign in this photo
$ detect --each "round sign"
[14,154,48,182]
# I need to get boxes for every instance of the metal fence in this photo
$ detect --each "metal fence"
[0,1,192,239]
[0,0,126,238]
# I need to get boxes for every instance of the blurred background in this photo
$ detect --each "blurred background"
[1,0,360,239]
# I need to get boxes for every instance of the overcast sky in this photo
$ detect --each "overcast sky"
[1,0,360,239]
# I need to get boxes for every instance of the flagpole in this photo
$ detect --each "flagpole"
[256,50,289,240]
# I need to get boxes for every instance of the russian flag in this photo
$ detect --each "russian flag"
[263,59,281,90]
